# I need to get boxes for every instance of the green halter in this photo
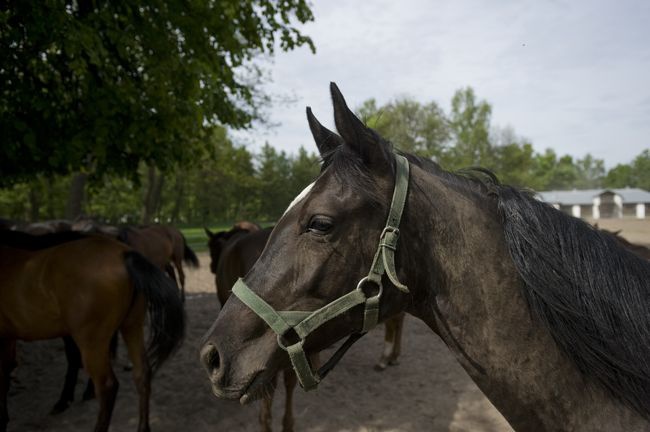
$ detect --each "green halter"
[232,154,410,390]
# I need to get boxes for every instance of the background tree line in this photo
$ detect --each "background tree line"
[2,85,648,226]
[3,2,647,227]
[358,87,650,192]
[0,128,320,225]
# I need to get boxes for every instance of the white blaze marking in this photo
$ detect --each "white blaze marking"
[282,182,315,216]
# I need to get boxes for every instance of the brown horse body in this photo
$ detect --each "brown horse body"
[0,231,184,432]
[118,224,199,302]
[201,84,650,432]
[207,224,300,431]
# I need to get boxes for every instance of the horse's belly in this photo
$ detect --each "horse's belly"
[0,284,65,340]
[0,308,65,340]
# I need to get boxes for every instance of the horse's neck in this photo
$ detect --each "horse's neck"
[401,168,646,432]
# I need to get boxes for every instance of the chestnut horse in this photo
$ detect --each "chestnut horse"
[200,84,650,431]
[48,222,197,413]
[118,224,199,302]
[0,230,185,432]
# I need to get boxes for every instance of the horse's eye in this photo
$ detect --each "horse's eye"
[307,216,334,235]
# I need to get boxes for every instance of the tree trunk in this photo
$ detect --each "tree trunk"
[152,173,165,221]
[142,165,165,224]
[65,173,87,220]
[170,173,185,224]
[28,182,40,222]
[45,178,55,219]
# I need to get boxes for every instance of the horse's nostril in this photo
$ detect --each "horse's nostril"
[200,343,221,374]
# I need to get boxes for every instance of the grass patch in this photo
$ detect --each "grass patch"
[180,222,275,253]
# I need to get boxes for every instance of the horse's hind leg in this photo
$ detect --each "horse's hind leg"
[174,260,186,303]
[79,343,119,432]
[166,262,185,303]
[282,369,297,432]
[164,263,177,286]
[120,308,151,432]
[0,339,16,432]
[52,336,82,414]
[259,374,278,432]
[82,333,119,401]
[375,313,405,371]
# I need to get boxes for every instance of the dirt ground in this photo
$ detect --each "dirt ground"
[7,218,649,432]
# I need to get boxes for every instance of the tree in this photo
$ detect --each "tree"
[631,150,650,190]
[445,87,493,169]
[604,164,635,188]
[357,97,449,158]
[0,0,315,184]
[574,154,605,189]
[256,143,293,220]
[603,150,650,190]
[490,126,537,188]
[290,146,320,192]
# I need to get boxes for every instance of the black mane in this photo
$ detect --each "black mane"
[0,230,89,250]
[326,139,650,418]
[494,185,650,418]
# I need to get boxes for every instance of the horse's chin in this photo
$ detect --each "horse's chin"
[238,369,277,405]
[208,368,275,403]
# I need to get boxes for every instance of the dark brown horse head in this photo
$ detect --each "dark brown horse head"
[200,83,411,402]
[205,225,256,274]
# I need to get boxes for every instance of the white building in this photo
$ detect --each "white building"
[538,188,650,219]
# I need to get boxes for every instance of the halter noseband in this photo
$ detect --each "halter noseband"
[232,154,410,390]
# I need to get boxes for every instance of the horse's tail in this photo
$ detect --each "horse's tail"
[182,234,200,268]
[123,251,185,372]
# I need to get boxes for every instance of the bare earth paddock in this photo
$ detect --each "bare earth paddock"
[8,218,649,431]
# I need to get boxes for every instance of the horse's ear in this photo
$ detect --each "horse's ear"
[204,227,214,239]
[306,107,342,157]
[330,82,390,168]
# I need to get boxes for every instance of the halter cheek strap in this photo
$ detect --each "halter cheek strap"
[232,154,410,390]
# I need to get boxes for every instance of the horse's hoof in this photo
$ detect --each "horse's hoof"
[388,358,400,366]
[50,401,70,415]
[374,361,388,372]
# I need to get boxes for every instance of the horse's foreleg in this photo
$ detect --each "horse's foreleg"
[282,369,297,432]
[0,339,16,432]
[375,313,405,371]
[121,318,150,432]
[80,343,119,432]
[259,374,278,432]
[388,312,405,366]
[52,336,82,414]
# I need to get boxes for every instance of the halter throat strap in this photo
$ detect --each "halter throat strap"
[232,154,410,390]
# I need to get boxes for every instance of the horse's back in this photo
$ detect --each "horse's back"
[123,225,173,268]
[0,236,133,341]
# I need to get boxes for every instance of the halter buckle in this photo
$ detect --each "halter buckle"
[379,226,400,251]
[356,276,383,300]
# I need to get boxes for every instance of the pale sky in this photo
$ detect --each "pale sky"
[233,0,650,168]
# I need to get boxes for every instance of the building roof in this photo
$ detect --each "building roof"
[537,189,601,205]
[537,188,650,205]
[614,188,650,203]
